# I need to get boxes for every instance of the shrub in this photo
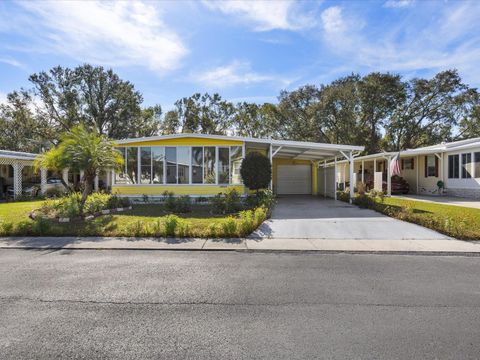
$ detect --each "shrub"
[33,217,51,235]
[211,193,227,214]
[57,192,82,218]
[175,195,192,213]
[151,219,163,237]
[45,187,63,198]
[125,220,146,237]
[254,206,267,225]
[206,223,218,237]
[195,196,209,204]
[163,214,179,237]
[220,217,237,237]
[176,219,191,237]
[0,221,13,235]
[163,191,176,212]
[240,152,272,194]
[336,190,350,203]
[142,194,149,203]
[238,209,255,236]
[257,189,276,210]
[84,192,110,214]
[225,188,241,213]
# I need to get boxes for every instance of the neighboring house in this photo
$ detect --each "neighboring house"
[331,137,480,199]
[0,150,43,199]
[112,133,363,199]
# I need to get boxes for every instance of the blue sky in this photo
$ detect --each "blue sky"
[0,0,479,110]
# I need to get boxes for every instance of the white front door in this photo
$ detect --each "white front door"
[277,165,311,195]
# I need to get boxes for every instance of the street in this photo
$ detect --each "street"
[1,249,479,359]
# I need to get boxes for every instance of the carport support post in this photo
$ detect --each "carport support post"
[387,156,392,196]
[40,167,47,195]
[269,144,273,190]
[323,160,327,198]
[349,152,354,204]
[12,162,24,199]
[361,160,364,183]
[334,156,337,200]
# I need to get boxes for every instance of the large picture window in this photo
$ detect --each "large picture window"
[166,147,177,184]
[140,147,152,184]
[115,147,127,184]
[192,147,203,184]
[152,147,164,184]
[461,153,472,179]
[204,147,216,184]
[230,146,242,184]
[114,145,244,185]
[218,147,230,184]
[475,152,480,179]
[177,147,190,184]
[448,154,459,179]
[126,147,138,184]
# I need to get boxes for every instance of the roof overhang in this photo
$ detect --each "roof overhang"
[115,133,364,161]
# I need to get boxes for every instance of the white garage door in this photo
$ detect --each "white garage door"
[277,165,311,195]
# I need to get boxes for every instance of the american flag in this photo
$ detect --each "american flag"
[390,153,401,176]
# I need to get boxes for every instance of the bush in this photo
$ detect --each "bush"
[57,192,82,218]
[336,190,350,203]
[45,187,63,198]
[163,214,179,237]
[84,192,110,214]
[238,209,255,236]
[33,217,51,235]
[175,195,192,213]
[211,193,227,214]
[220,217,237,237]
[240,152,272,193]
[225,188,241,213]
[254,206,267,225]
[125,220,146,237]
[0,221,13,235]
[163,191,176,212]
[206,223,218,237]
[176,219,191,237]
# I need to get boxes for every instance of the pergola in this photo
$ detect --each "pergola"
[0,150,47,199]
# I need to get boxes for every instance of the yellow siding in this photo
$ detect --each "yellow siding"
[112,185,245,196]
[116,137,243,147]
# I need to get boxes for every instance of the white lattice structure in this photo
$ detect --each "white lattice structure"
[0,150,45,199]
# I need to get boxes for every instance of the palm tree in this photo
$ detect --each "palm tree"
[35,125,124,213]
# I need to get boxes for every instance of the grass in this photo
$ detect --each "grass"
[343,193,480,240]
[0,200,266,238]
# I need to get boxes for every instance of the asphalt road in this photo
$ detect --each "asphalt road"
[1,250,479,359]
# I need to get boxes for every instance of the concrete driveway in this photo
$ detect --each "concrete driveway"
[250,196,451,241]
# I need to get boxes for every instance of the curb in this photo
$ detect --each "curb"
[1,246,480,256]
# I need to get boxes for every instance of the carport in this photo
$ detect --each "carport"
[244,139,364,201]
[0,150,47,199]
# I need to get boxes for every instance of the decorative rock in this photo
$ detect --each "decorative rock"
[59,218,70,223]
[85,215,94,221]
[101,209,110,215]
[116,208,124,212]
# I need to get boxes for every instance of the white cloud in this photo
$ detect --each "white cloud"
[13,1,187,74]
[0,57,25,69]
[202,0,315,31]
[384,0,414,8]
[318,3,480,85]
[192,61,292,88]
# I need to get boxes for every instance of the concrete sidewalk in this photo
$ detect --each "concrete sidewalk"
[1,236,480,253]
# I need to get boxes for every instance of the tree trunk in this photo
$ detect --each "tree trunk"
[80,176,94,215]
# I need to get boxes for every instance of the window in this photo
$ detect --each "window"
[115,147,127,184]
[192,147,203,184]
[475,152,480,179]
[166,147,177,184]
[448,154,459,179]
[461,153,472,179]
[140,147,152,184]
[402,158,414,170]
[126,147,138,184]
[177,147,190,184]
[204,147,216,184]
[218,147,230,184]
[425,155,437,177]
[152,147,164,184]
[230,146,242,184]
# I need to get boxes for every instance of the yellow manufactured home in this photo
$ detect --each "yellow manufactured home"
[112,134,363,198]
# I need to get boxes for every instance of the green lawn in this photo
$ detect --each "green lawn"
[363,196,480,240]
[0,200,255,238]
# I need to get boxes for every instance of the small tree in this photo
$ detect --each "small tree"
[35,125,123,213]
[240,152,272,195]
